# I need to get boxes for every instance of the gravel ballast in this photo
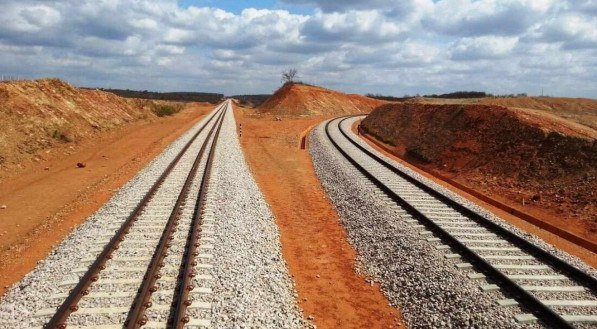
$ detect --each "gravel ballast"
[206,106,309,328]
[310,120,545,328]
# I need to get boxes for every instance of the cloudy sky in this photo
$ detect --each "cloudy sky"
[0,0,595,97]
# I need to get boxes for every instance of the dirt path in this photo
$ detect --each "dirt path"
[235,108,403,329]
[0,103,211,295]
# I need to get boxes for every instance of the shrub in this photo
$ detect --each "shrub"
[151,103,182,117]
[51,125,74,143]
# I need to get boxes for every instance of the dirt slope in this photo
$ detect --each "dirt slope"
[361,103,596,239]
[259,83,386,116]
[412,96,597,132]
[0,78,157,172]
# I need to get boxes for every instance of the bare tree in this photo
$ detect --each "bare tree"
[281,68,298,84]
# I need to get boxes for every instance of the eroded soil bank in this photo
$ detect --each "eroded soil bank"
[0,78,170,172]
[234,107,403,329]
[361,103,596,242]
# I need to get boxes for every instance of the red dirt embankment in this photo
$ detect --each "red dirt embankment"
[259,82,386,116]
[0,78,159,175]
[361,103,596,242]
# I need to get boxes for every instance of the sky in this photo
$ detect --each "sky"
[0,0,595,97]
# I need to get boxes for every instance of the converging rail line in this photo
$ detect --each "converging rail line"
[40,100,232,329]
[325,116,597,329]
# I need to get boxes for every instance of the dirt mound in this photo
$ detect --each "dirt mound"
[361,103,596,237]
[0,78,157,169]
[259,83,386,116]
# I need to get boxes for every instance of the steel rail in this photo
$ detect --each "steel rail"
[337,117,596,291]
[325,117,596,329]
[125,104,227,328]
[45,103,226,329]
[171,101,227,328]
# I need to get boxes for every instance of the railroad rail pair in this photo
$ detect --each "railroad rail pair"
[43,101,230,328]
[325,116,596,329]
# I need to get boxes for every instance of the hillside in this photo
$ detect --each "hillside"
[259,83,386,116]
[361,103,596,239]
[0,79,159,170]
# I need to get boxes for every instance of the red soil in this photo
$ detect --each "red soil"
[259,83,386,116]
[235,108,403,328]
[413,96,597,132]
[361,103,596,243]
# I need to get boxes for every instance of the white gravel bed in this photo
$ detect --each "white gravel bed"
[309,121,541,328]
[0,107,221,327]
[204,106,311,328]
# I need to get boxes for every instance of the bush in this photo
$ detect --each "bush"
[50,125,75,142]
[151,103,182,117]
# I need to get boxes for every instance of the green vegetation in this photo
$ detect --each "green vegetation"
[151,103,183,117]
[367,91,529,101]
[93,88,224,104]
[231,94,271,107]
[51,128,74,142]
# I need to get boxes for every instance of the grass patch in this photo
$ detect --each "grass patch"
[50,124,75,143]
[151,103,183,117]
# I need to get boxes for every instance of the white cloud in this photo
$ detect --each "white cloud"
[0,0,594,97]
[301,10,409,43]
[0,4,61,33]
[423,0,551,37]
[450,36,519,60]
[535,14,597,49]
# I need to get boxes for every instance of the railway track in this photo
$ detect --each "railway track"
[37,100,231,329]
[325,116,597,328]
